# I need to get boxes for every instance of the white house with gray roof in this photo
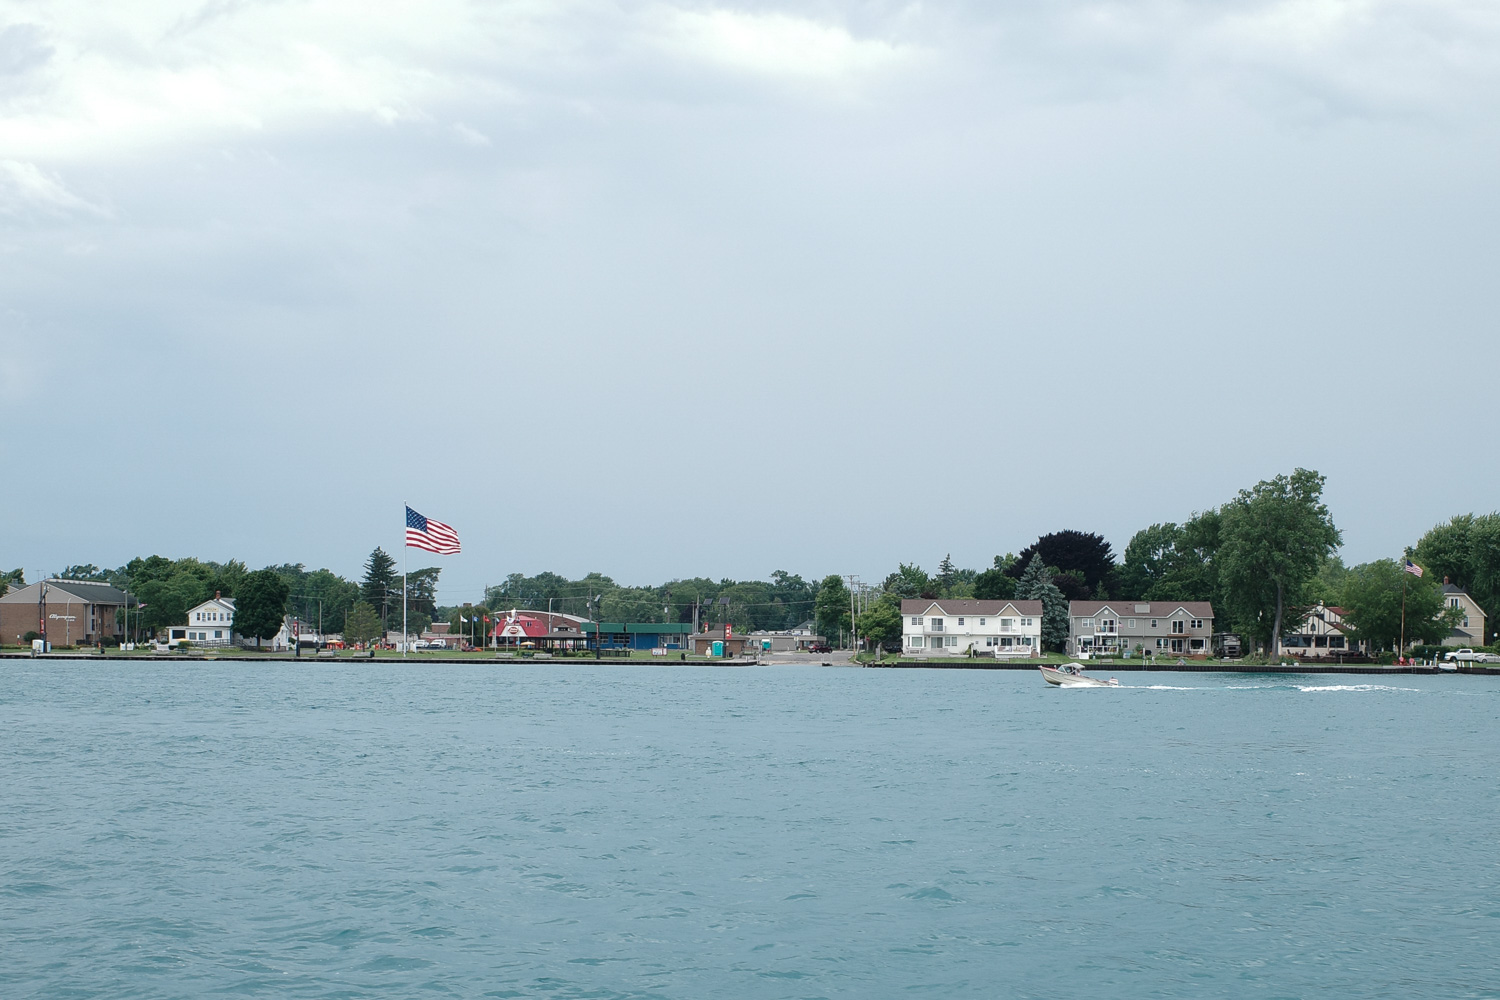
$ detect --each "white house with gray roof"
[901,599,1044,656]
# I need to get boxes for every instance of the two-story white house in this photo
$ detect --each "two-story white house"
[901,599,1044,656]
[167,594,237,646]
[1068,601,1214,657]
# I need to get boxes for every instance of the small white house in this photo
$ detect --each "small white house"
[901,599,1044,656]
[168,595,237,646]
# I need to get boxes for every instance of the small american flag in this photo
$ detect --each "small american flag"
[1403,559,1423,578]
[406,505,461,555]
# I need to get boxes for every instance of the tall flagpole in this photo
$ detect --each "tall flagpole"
[403,502,408,659]
[1399,570,1407,661]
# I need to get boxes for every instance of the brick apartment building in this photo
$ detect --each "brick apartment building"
[0,579,128,646]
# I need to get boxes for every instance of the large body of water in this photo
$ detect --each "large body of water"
[2,662,1497,999]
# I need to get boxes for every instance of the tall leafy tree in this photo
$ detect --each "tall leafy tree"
[1119,512,1223,603]
[1007,530,1119,597]
[361,548,400,627]
[814,574,851,647]
[236,569,290,649]
[972,566,1016,600]
[1015,554,1068,652]
[1414,513,1500,643]
[1218,468,1342,655]
[1340,559,1459,651]
[882,563,933,600]
[855,596,903,657]
[344,602,383,647]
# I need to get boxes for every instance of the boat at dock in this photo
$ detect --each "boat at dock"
[1040,663,1119,687]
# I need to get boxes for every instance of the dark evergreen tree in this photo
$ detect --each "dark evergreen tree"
[361,547,399,627]
[1015,553,1069,652]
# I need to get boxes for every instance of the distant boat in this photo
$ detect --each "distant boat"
[1040,663,1119,688]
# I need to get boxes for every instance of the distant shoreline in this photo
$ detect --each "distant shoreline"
[2,652,1494,676]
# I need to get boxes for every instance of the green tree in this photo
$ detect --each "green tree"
[1008,531,1119,597]
[344,602,383,647]
[1414,513,1500,643]
[972,567,1016,600]
[1218,468,1342,655]
[361,548,400,627]
[404,566,442,620]
[814,574,851,647]
[1340,559,1459,651]
[882,563,934,600]
[855,596,903,658]
[236,568,290,649]
[0,568,23,597]
[58,564,107,581]
[1015,553,1068,652]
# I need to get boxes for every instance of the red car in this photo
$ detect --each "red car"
[808,643,832,654]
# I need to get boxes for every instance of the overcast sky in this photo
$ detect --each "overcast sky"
[3,0,1497,604]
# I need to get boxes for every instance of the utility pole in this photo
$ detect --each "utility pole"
[846,575,861,653]
[37,581,48,651]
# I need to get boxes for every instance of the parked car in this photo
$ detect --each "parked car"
[1443,648,1499,662]
[808,643,832,654]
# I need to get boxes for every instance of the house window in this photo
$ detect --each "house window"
[1329,636,1345,649]
[930,618,944,632]
[1127,619,1136,628]
[1083,618,1093,629]
[1150,619,1158,628]
[1190,619,1204,629]
[1021,618,1032,627]
[945,636,958,647]
[1001,618,1014,631]
[1463,617,1469,627]
[979,618,986,625]
[1172,620,1185,634]
[1156,638,1168,649]
[214,630,222,639]
[911,617,921,625]
[909,635,923,647]
[1100,619,1115,633]
[1449,598,1461,608]
[956,618,964,626]
[1170,638,1184,653]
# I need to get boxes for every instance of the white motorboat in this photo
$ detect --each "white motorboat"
[1040,663,1119,688]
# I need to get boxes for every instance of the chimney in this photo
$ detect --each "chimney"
[215,590,221,599]
[1443,577,1450,585]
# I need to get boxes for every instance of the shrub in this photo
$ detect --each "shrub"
[22,630,39,642]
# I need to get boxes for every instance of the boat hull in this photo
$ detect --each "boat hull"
[1040,664,1118,687]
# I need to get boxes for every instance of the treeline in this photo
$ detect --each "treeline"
[8,468,1494,654]
[841,469,1495,655]
[465,570,818,634]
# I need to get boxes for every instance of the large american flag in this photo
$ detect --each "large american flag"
[406,505,461,555]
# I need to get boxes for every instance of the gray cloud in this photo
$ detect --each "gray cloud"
[2,1,1497,599]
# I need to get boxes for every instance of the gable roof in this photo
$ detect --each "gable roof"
[0,579,129,605]
[1441,583,1487,615]
[1069,600,1213,618]
[900,599,1044,616]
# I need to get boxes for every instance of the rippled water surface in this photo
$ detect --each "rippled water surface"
[3,662,1498,999]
